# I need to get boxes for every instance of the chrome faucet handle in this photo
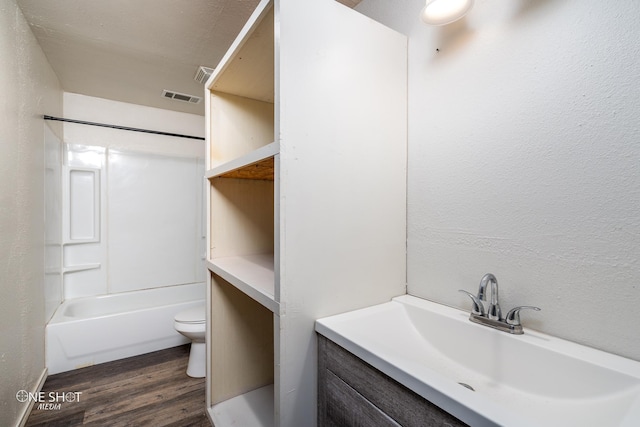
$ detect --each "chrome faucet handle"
[505,306,541,326]
[458,290,485,316]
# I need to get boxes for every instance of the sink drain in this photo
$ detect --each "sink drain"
[458,382,475,391]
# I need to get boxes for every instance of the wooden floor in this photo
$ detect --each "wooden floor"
[26,345,209,427]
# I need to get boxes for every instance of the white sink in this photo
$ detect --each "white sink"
[315,295,640,427]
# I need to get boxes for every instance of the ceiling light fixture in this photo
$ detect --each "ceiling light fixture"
[420,0,474,26]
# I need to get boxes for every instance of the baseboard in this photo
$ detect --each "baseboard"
[16,367,48,427]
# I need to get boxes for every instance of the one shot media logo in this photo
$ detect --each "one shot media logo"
[16,390,82,410]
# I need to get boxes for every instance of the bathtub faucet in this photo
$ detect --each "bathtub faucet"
[458,273,540,335]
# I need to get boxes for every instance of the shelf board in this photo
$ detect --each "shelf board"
[207,142,277,180]
[220,157,274,180]
[208,384,274,427]
[207,254,278,313]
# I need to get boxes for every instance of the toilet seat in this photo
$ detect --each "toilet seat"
[175,304,205,324]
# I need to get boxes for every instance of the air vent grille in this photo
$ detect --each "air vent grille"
[194,66,215,84]
[162,90,201,104]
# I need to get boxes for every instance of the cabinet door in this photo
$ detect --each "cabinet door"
[318,335,469,427]
[322,370,401,427]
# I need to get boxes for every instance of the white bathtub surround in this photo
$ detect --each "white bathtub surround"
[61,95,206,300]
[356,0,640,361]
[317,295,640,427]
[62,144,206,298]
[107,149,205,294]
[47,282,205,374]
[45,124,64,322]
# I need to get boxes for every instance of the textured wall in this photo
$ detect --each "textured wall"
[356,0,640,360]
[0,0,62,425]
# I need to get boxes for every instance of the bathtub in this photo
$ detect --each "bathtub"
[46,282,205,374]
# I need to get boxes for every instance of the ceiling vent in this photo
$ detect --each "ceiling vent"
[162,90,201,104]
[194,66,215,84]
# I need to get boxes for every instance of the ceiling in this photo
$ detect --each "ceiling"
[17,0,361,116]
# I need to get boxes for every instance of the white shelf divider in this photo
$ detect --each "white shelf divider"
[207,253,278,313]
[205,142,278,179]
[208,384,274,427]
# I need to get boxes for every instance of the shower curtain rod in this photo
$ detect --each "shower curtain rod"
[43,115,205,141]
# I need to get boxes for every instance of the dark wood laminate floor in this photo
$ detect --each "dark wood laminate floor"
[26,345,209,427]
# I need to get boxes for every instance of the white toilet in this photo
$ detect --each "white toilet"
[174,303,206,378]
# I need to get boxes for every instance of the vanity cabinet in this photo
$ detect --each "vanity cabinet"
[204,0,407,425]
[318,335,469,427]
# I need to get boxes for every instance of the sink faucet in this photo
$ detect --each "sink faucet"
[459,273,540,335]
[477,273,501,320]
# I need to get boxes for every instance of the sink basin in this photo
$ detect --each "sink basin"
[315,295,640,427]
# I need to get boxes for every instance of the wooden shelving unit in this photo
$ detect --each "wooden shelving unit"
[205,0,408,425]
[205,3,277,425]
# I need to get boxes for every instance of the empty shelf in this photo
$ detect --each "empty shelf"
[207,254,277,313]
[208,384,274,427]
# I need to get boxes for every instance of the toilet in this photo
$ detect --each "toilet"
[174,303,206,378]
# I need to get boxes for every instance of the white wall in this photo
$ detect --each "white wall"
[63,92,204,157]
[62,94,206,298]
[0,0,63,425]
[356,0,640,361]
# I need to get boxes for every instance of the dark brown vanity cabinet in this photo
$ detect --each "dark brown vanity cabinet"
[317,335,468,427]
